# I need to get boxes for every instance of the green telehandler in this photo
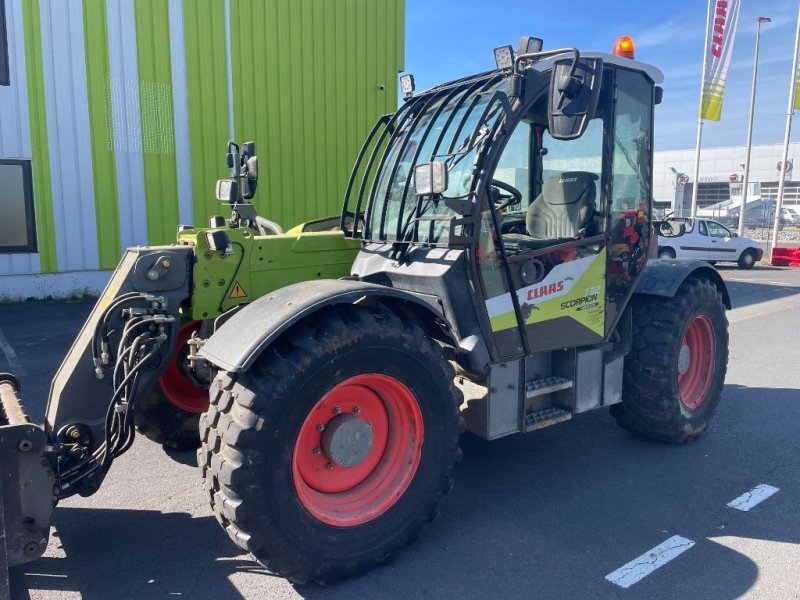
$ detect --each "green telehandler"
[0,36,730,588]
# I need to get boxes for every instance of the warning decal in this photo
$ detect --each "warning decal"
[229,281,248,299]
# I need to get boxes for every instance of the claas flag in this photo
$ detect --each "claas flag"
[700,0,741,121]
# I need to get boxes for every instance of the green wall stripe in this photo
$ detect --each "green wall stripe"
[184,0,229,226]
[135,0,180,245]
[83,0,121,269]
[21,0,57,272]
[229,0,405,229]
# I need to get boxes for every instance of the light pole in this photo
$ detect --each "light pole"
[738,16,772,237]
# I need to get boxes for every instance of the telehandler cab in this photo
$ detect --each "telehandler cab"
[0,36,729,587]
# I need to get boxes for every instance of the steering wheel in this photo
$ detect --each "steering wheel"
[489,179,522,210]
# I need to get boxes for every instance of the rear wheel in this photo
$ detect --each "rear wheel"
[198,305,463,584]
[610,277,728,443]
[658,247,675,259]
[135,321,209,450]
[738,249,757,269]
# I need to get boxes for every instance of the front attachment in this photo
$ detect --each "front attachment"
[0,374,56,567]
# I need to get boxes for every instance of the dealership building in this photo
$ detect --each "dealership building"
[654,142,800,215]
[0,0,403,299]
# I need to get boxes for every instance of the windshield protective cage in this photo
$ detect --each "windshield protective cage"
[341,73,513,247]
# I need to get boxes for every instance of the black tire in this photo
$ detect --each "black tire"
[610,277,728,444]
[658,247,676,259]
[198,304,463,584]
[134,385,201,451]
[738,248,757,270]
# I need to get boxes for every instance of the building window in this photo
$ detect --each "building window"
[697,182,730,207]
[761,181,800,204]
[0,0,9,86]
[0,160,37,253]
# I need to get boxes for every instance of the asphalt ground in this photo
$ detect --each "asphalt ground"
[2,265,799,599]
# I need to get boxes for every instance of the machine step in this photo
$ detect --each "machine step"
[525,376,573,399]
[524,407,572,431]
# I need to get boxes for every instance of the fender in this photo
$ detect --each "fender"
[635,259,731,309]
[200,279,455,373]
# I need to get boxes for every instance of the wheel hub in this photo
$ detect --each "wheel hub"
[678,344,692,375]
[321,414,373,468]
[292,373,424,527]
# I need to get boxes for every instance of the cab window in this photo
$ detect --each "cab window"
[698,221,708,236]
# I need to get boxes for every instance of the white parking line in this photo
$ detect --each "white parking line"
[0,325,25,376]
[727,484,780,512]
[605,535,695,589]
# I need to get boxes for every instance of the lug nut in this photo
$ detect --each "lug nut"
[312,447,322,455]
[325,463,334,471]
[316,423,325,432]
[333,406,342,415]
[353,406,361,414]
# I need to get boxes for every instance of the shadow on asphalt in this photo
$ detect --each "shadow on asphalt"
[718,279,800,310]
[10,383,797,600]
[10,508,274,600]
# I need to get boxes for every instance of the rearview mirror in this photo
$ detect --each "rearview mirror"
[242,156,258,200]
[414,162,448,196]
[548,57,604,140]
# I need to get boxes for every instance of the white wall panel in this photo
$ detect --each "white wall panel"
[107,0,149,251]
[0,0,40,275]
[39,0,99,271]
[168,0,193,227]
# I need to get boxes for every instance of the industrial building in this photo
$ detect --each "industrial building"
[654,142,800,215]
[0,0,403,298]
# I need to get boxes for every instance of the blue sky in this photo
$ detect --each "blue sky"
[405,0,800,151]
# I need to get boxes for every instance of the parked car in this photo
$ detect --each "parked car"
[782,206,800,226]
[656,217,763,269]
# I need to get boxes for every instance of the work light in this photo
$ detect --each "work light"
[493,45,515,71]
[517,36,543,56]
[400,74,415,99]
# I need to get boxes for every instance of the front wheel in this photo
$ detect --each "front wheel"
[198,305,463,584]
[610,277,728,443]
[738,249,757,270]
[135,321,209,450]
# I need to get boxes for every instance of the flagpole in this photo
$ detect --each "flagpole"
[769,6,800,259]
[691,0,713,217]
[739,17,771,238]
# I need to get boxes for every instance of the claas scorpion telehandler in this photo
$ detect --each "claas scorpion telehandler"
[0,36,729,586]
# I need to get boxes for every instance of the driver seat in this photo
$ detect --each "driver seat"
[526,171,598,240]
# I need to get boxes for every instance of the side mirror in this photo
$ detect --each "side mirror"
[548,57,604,140]
[242,156,258,200]
[414,162,448,196]
[241,141,256,158]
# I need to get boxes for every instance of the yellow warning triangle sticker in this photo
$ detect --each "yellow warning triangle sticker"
[229,281,248,299]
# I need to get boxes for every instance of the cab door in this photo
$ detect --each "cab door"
[705,220,739,261]
[477,118,609,355]
[604,68,655,334]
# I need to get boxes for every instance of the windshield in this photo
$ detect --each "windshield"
[363,75,509,243]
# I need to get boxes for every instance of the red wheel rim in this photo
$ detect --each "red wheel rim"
[677,315,716,410]
[159,321,208,414]
[292,374,424,527]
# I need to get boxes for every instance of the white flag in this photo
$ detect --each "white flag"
[701,0,741,121]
